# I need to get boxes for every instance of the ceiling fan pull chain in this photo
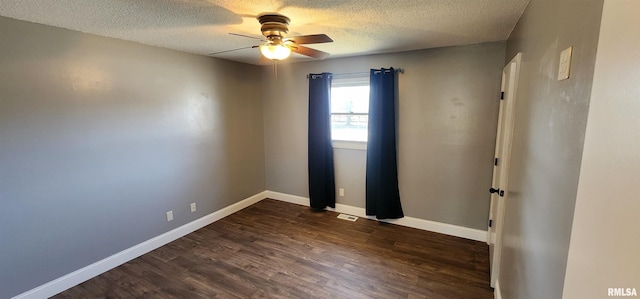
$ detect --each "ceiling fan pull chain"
[273,60,278,79]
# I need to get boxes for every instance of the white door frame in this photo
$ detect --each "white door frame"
[488,53,521,288]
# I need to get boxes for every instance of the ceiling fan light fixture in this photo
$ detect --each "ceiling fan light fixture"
[217,13,332,62]
[260,42,291,60]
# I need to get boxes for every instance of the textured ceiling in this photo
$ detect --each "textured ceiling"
[0,0,529,65]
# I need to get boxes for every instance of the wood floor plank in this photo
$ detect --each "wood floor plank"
[52,199,493,298]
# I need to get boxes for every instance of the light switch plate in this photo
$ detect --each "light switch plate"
[558,46,573,81]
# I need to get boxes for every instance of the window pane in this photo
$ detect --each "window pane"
[331,114,368,142]
[331,86,369,114]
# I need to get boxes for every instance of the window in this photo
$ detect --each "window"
[331,76,369,146]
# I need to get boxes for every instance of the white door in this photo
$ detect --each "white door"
[488,53,521,288]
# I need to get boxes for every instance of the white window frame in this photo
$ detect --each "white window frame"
[332,139,367,150]
[330,75,369,151]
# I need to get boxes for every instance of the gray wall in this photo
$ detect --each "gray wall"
[0,16,265,298]
[563,1,640,297]
[499,0,604,298]
[263,42,506,230]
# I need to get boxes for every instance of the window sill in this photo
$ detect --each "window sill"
[332,140,367,151]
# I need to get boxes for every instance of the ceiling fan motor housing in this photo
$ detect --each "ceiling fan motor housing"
[258,14,290,38]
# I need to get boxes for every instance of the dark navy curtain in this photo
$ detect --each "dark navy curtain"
[308,73,335,210]
[366,68,403,219]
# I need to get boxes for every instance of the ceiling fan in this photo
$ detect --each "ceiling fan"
[210,13,333,62]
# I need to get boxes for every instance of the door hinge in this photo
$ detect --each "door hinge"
[494,158,499,166]
[489,219,493,228]
[500,91,505,100]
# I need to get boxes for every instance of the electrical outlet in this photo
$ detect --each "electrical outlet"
[166,211,173,221]
[339,188,345,197]
[190,203,196,213]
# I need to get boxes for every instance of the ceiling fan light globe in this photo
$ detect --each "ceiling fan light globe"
[260,44,291,60]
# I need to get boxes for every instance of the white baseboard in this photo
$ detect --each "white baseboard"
[15,190,487,299]
[264,190,487,242]
[265,190,308,206]
[12,191,267,299]
[495,279,502,299]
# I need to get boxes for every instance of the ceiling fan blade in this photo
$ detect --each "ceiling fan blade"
[229,32,264,40]
[286,34,333,44]
[209,45,257,56]
[290,45,330,59]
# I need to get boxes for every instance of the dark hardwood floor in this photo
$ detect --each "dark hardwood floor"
[52,199,494,298]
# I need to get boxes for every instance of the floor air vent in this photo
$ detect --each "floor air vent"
[337,214,358,222]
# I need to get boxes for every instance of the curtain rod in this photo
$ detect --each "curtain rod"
[306,68,404,79]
